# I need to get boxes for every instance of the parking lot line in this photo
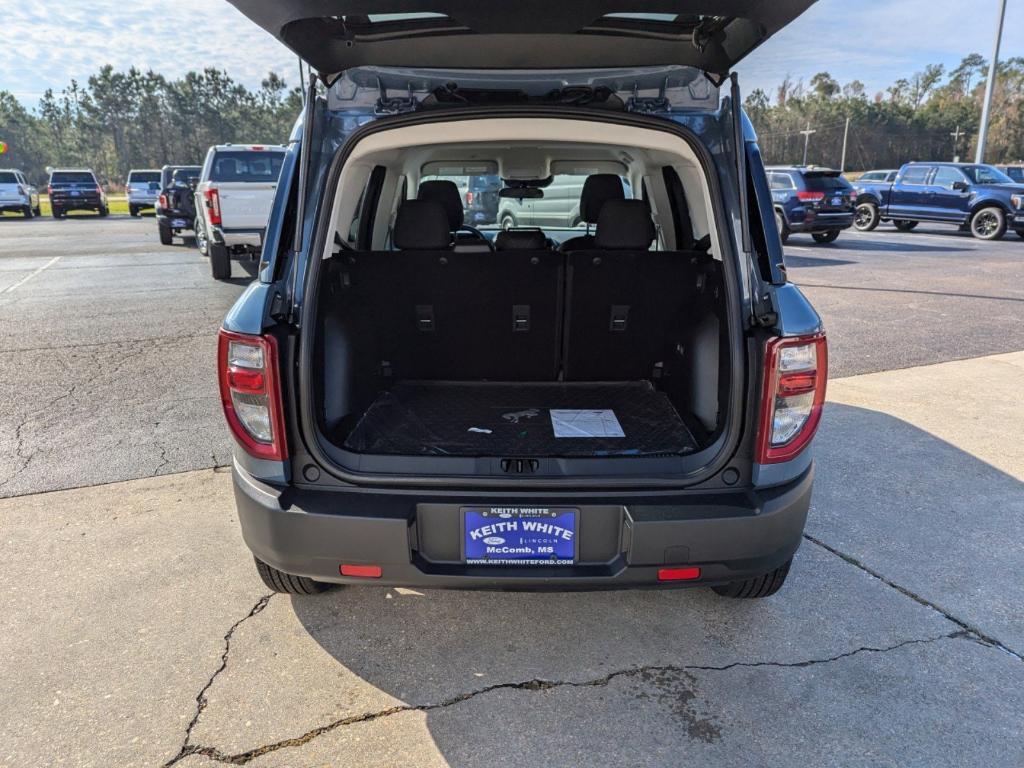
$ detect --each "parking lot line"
[0,256,60,295]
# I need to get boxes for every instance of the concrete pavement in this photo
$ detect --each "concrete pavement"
[2,351,1022,767]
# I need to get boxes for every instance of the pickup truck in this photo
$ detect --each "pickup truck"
[853,162,1024,240]
[195,144,286,279]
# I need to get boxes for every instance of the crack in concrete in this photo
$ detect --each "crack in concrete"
[0,381,77,489]
[804,533,1023,662]
[164,594,273,768]
[167,631,959,766]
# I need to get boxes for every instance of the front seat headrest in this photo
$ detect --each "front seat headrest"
[417,180,465,231]
[393,200,452,250]
[579,174,626,224]
[495,229,548,251]
[593,200,657,250]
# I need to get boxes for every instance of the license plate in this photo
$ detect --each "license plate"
[71,190,81,197]
[463,507,577,565]
[171,218,188,228]
[831,196,842,206]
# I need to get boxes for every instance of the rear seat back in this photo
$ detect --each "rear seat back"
[347,247,562,381]
[563,200,696,381]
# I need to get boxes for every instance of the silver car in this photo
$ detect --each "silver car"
[125,169,162,217]
[0,169,41,219]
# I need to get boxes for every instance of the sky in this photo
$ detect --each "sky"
[2,0,1022,107]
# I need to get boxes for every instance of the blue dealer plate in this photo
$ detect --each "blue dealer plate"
[463,507,577,565]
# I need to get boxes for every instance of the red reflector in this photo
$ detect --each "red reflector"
[227,368,265,393]
[778,371,817,396]
[658,567,701,582]
[340,564,382,579]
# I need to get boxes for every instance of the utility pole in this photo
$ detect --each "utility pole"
[800,122,816,165]
[950,125,964,161]
[976,0,1007,163]
[839,117,851,172]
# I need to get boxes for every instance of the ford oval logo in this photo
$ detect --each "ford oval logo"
[483,536,505,546]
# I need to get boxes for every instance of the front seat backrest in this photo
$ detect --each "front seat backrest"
[559,173,626,251]
[417,180,464,231]
[393,200,452,250]
[593,199,657,251]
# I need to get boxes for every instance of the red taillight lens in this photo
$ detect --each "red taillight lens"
[217,330,288,461]
[340,564,383,579]
[797,191,825,202]
[658,567,701,582]
[205,188,222,225]
[158,193,168,209]
[755,334,828,465]
[47,185,53,196]
[465,191,475,206]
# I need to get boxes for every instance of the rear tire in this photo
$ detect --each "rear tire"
[713,558,792,599]
[129,205,139,217]
[158,223,174,246]
[98,205,109,218]
[33,205,41,217]
[254,557,332,595]
[23,205,34,219]
[853,201,880,231]
[195,219,210,256]
[52,207,63,219]
[210,243,231,280]
[812,230,840,244]
[774,209,790,244]
[892,219,918,232]
[969,206,1006,241]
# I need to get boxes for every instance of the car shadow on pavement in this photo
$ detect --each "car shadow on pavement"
[783,254,858,268]
[823,238,967,253]
[272,402,1023,766]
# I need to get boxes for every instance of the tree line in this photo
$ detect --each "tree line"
[0,66,301,186]
[746,54,1024,171]
[3,56,1023,187]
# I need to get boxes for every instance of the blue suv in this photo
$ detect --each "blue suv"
[767,165,855,244]
[219,1,825,600]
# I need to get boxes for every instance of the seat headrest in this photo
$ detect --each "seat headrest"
[579,174,626,224]
[593,200,657,250]
[393,200,452,250]
[495,229,548,251]
[417,180,464,230]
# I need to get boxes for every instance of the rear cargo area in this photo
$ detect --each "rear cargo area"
[313,246,727,465]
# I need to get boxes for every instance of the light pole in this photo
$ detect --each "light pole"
[800,122,816,165]
[951,125,964,161]
[976,0,1007,163]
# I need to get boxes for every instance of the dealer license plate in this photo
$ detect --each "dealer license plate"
[463,507,577,565]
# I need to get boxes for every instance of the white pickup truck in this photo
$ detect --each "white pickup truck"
[194,144,286,280]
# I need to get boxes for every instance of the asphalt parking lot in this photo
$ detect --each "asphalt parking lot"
[1,215,1022,766]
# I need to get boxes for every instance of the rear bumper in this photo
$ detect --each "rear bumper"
[233,464,814,589]
[156,211,195,229]
[128,195,159,206]
[212,226,266,251]
[787,211,854,233]
[51,196,103,210]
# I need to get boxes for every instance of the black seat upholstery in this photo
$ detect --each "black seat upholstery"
[393,199,452,250]
[564,201,694,380]
[417,180,464,231]
[559,174,626,251]
[495,229,548,251]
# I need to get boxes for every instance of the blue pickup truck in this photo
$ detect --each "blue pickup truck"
[853,162,1024,240]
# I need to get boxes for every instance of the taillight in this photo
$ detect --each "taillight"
[217,330,288,461]
[158,193,168,209]
[755,334,828,464]
[465,191,475,206]
[205,188,222,225]
[797,191,825,203]
[47,185,53,196]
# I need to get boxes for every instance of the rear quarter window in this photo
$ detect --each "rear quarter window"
[210,152,285,183]
[768,172,795,190]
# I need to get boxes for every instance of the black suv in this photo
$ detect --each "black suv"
[155,165,201,246]
[48,169,108,218]
[767,165,855,243]
[221,1,825,600]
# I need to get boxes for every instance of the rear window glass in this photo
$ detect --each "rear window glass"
[51,172,96,184]
[1004,167,1024,182]
[210,152,284,183]
[0,172,18,184]
[803,174,851,192]
[129,171,161,183]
